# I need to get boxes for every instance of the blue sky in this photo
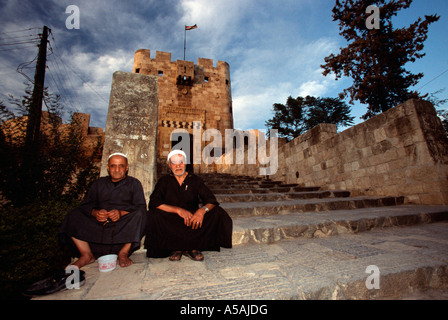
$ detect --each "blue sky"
[0,0,447,131]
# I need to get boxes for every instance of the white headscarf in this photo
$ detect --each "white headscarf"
[167,150,186,162]
[108,152,128,160]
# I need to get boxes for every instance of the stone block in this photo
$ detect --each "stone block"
[100,71,159,201]
[373,127,387,142]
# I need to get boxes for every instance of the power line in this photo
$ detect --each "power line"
[46,51,81,114]
[0,44,38,52]
[16,53,38,83]
[46,37,91,113]
[0,27,110,123]
[47,30,109,105]
[0,34,39,41]
[417,68,448,91]
[0,38,40,46]
[0,27,40,36]
[0,29,40,53]
[0,28,40,46]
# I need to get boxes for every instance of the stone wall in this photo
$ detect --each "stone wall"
[213,99,448,205]
[0,111,104,162]
[71,112,104,162]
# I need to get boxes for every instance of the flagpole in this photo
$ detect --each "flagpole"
[184,26,186,60]
[184,24,196,61]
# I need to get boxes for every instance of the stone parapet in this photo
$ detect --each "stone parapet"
[213,99,448,205]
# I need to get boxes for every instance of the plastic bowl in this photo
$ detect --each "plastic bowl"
[98,254,118,272]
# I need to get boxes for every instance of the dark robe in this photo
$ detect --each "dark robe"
[144,172,232,258]
[59,176,147,258]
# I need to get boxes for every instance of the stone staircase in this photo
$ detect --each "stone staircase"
[198,173,448,299]
[200,173,448,246]
[34,173,448,300]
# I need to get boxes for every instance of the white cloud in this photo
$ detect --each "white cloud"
[232,82,294,131]
[231,37,340,130]
[297,80,327,97]
[69,49,133,84]
[0,0,371,132]
[179,0,255,58]
[44,46,134,126]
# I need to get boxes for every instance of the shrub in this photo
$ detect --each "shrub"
[0,199,79,299]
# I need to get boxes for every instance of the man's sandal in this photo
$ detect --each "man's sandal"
[184,250,204,261]
[169,251,183,261]
[23,269,86,296]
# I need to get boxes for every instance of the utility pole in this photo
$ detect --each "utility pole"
[25,25,49,152]
[22,25,49,199]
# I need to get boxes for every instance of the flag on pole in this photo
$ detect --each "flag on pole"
[184,24,197,60]
[185,24,198,30]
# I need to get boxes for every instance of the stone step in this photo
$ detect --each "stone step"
[199,173,266,181]
[36,173,447,301]
[201,176,282,185]
[216,190,350,203]
[211,186,321,194]
[201,173,321,194]
[220,195,405,217]
[205,179,263,184]
[204,177,271,184]
[231,205,448,246]
[34,220,448,300]
[208,182,284,190]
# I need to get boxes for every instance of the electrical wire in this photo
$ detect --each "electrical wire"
[47,30,109,105]
[0,27,40,36]
[1,27,110,123]
[416,68,448,91]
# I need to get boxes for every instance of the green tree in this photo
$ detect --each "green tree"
[438,109,448,136]
[265,95,354,141]
[427,89,448,136]
[321,0,439,119]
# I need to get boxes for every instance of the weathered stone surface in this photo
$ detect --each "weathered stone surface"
[133,49,233,171]
[34,221,448,300]
[32,173,448,301]
[100,71,158,200]
[230,205,448,245]
[214,99,448,205]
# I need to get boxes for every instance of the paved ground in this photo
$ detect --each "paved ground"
[33,220,448,301]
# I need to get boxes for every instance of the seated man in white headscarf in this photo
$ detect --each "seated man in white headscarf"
[145,150,232,261]
[59,152,147,268]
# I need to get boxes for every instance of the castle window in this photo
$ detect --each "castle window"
[135,68,140,74]
[226,79,229,85]
[204,76,209,83]
[158,70,163,76]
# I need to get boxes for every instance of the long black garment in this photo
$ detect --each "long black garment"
[59,176,147,258]
[144,172,232,258]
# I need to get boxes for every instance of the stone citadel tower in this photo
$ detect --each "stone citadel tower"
[132,49,233,172]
